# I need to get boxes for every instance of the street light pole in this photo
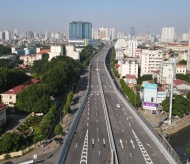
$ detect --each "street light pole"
[33,135,42,164]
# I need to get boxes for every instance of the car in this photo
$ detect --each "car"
[116,104,121,108]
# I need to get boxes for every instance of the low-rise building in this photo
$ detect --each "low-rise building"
[0,78,40,107]
[125,74,137,91]
[48,46,64,61]
[117,58,138,78]
[176,64,187,74]
[173,79,190,90]
[65,45,80,60]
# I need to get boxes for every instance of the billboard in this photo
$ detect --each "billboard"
[143,83,158,109]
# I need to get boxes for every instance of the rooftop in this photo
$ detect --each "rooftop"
[174,79,190,86]
[0,104,6,111]
[126,74,136,79]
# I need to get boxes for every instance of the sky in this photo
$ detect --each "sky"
[0,0,190,35]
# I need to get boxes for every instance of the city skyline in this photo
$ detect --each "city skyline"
[0,0,190,34]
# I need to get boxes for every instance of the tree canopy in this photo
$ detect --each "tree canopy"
[0,133,24,153]
[178,60,187,65]
[16,84,52,113]
[176,74,190,84]
[161,95,190,118]
[0,44,11,55]
[0,67,29,93]
[137,75,153,85]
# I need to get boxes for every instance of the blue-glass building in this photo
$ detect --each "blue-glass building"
[69,21,92,39]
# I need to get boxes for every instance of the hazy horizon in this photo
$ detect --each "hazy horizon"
[0,0,190,35]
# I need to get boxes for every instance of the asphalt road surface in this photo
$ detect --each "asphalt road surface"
[64,46,172,164]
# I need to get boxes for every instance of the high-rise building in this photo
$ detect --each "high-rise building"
[3,31,9,40]
[161,27,175,42]
[130,27,135,37]
[187,36,190,72]
[69,21,92,39]
[110,28,116,41]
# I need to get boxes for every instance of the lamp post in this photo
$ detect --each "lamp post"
[33,135,42,164]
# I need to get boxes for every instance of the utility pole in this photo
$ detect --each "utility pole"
[168,58,175,125]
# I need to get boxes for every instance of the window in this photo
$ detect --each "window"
[10,96,12,99]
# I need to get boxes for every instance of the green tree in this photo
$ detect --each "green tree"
[178,60,187,65]
[161,95,190,118]
[137,75,153,85]
[176,74,190,84]
[0,133,24,153]
[0,44,11,55]
[16,84,52,113]
[54,124,63,135]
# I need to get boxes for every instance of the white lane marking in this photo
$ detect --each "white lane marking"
[129,123,131,126]
[88,112,89,115]
[97,120,98,123]
[88,108,89,111]
[97,85,98,88]
[92,138,94,145]
[97,128,98,131]
[110,86,111,88]
[130,139,135,149]
[130,153,132,157]
[80,130,88,164]
[96,113,97,116]
[103,138,105,145]
[122,108,124,111]
[87,123,88,126]
[147,144,152,148]
[117,114,118,117]
[122,129,124,132]
[99,151,100,155]
[119,121,121,124]
[75,143,78,148]
[132,129,154,164]
[124,112,126,115]
[125,140,127,143]
[126,117,128,120]
[87,117,89,120]
[120,139,123,149]
[98,138,99,142]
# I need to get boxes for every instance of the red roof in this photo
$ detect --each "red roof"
[115,64,120,67]
[158,87,165,92]
[126,74,136,79]
[0,104,6,111]
[37,49,50,54]
[23,78,40,85]
[2,85,27,95]
[174,79,190,86]
[2,78,40,95]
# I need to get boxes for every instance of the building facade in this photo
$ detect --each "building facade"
[69,21,92,39]
[117,58,138,78]
[161,27,175,42]
[48,46,64,61]
[66,45,80,60]
[140,49,163,76]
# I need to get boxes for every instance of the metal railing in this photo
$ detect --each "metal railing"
[104,47,183,164]
[56,48,102,164]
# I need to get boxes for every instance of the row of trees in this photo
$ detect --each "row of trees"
[63,91,73,115]
[109,48,119,77]
[120,79,141,107]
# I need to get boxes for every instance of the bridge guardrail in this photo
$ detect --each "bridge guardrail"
[104,47,183,164]
[56,48,102,164]
[97,48,119,164]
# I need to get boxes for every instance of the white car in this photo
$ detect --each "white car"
[116,104,121,108]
